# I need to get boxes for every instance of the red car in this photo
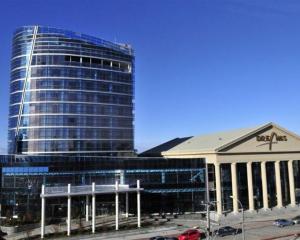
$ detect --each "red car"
[178,229,203,240]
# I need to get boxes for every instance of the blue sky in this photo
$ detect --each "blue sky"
[1,0,300,153]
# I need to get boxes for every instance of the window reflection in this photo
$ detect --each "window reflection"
[9,26,135,155]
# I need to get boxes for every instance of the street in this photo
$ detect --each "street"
[211,220,300,240]
[54,207,300,240]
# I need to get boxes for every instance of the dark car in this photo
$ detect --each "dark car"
[273,219,295,227]
[214,226,242,237]
[0,230,7,237]
[150,237,178,240]
[292,216,300,224]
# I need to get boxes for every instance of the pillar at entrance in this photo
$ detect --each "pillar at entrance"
[215,163,222,215]
[125,192,129,218]
[274,161,283,208]
[231,163,238,213]
[247,162,254,211]
[67,184,71,236]
[288,160,296,207]
[115,181,119,231]
[41,185,45,239]
[85,195,89,222]
[137,180,141,228]
[92,182,95,233]
[261,162,269,210]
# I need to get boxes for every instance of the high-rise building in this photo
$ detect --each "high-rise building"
[2,26,300,226]
[8,26,134,155]
[3,26,206,220]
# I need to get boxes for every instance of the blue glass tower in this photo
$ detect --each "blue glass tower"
[2,25,206,222]
[8,26,134,155]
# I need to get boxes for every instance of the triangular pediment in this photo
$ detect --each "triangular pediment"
[218,123,300,153]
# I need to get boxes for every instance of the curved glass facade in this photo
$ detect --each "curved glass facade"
[8,26,134,155]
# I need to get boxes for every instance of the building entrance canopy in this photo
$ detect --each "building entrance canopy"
[41,184,142,198]
[40,181,143,238]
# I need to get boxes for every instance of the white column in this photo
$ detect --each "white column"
[41,185,45,239]
[231,163,238,213]
[137,180,141,228]
[125,192,129,218]
[115,181,119,231]
[261,162,269,210]
[67,184,71,236]
[85,195,89,222]
[288,160,296,207]
[92,182,95,233]
[247,162,254,211]
[215,163,222,215]
[275,161,283,208]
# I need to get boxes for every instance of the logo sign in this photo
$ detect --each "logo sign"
[256,132,287,150]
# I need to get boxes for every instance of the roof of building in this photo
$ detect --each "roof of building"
[163,122,300,155]
[139,137,192,157]
[141,122,300,157]
[163,125,265,154]
[14,26,133,55]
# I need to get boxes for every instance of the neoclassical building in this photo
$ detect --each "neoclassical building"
[157,122,300,215]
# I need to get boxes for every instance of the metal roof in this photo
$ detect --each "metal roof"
[139,137,192,157]
[41,184,143,198]
[163,123,270,154]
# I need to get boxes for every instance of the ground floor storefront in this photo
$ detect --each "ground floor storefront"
[0,155,207,223]
[1,122,300,224]
[206,159,300,215]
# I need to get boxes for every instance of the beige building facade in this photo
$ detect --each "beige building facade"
[161,123,300,215]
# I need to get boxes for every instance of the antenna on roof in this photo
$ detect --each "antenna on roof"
[114,36,117,43]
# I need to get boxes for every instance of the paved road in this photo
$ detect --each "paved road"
[209,207,300,240]
[212,221,300,240]
[49,206,300,240]
[55,220,300,240]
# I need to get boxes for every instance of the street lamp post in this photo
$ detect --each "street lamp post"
[230,196,245,240]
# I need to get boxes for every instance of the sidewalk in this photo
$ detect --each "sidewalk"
[4,215,147,240]
[56,225,184,240]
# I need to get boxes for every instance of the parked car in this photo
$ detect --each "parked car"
[273,219,295,227]
[214,226,242,237]
[178,229,203,240]
[292,216,300,224]
[150,237,178,240]
[0,231,6,240]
